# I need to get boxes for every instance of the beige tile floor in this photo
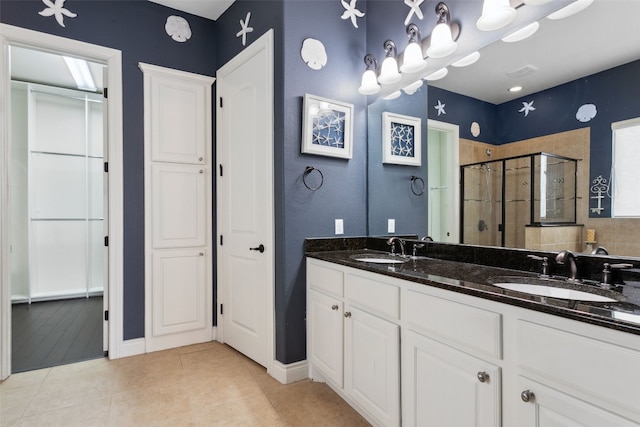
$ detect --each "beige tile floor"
[1,341,370,426]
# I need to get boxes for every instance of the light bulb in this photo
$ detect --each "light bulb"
[400,42,427,73]
[358,69,380,95]
[378,56,402,85]
[476,0,516,31]
[427,23,457,58]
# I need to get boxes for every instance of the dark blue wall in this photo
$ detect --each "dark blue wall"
[1,0,217,340]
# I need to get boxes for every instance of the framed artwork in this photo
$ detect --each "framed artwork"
[302,94,353,159]
[382,112,421,166]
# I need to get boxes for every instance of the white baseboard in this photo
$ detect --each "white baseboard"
[116,338,145,358]
[270,359,309,384]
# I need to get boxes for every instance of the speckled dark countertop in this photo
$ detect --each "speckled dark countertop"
[305,238,640,336]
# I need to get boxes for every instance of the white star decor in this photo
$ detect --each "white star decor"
[340,0,365,28]
[38,0,77,27]
[404,0,425,25]
[434,100,446,116]
[519,101,536,117]
[236,12,254,46]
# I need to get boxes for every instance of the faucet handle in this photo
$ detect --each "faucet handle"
[528,254,550,277]
[610,263,634,269]
[412,243,425,257]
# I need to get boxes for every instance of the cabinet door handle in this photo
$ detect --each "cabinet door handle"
[331,305,339,311]
[521,390,535,403]
[344,312,352,318]
[477,371,489,383]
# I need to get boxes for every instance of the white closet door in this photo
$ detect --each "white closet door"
[151,163,206,249]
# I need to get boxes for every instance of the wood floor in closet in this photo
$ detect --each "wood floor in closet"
[11,296,104,373]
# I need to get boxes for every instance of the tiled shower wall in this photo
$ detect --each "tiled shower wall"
[459,128,640,257]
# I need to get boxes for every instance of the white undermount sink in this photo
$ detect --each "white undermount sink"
[350,254,410,264]
[488,276,620,303]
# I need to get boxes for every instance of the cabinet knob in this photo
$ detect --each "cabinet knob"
[199,169,204,174]
[199,157,204,161]
[521,390,535,403]
[331,305,339,311]
[344,312,352,318]
[477,371,489,383]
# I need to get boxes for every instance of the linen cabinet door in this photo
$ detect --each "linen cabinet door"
[308,289,344,387]
[402,330,501,427]
[344,306,400,427]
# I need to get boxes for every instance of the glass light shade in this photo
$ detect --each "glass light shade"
[358,69,380,95]
[452,51,480,67]
[424,67,448,81]
[400,42,427,73]
[523,0,552,4]
[502,21,540,42]
[476,0,516,31]
[378,56,402,85]
[426,23,457,58]
[402,79,424,95]
[547,0,593,20]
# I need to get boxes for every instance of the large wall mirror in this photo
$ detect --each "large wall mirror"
[367,0,640,258]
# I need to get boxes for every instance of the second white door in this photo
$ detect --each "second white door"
[217,31,274,368]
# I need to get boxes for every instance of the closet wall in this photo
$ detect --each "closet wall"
[10,82,104,302]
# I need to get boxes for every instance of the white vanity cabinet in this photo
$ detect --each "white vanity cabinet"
[307,259,401,427]
[306,256,640,427]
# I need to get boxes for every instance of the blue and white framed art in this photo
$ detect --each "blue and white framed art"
[302,93,353,159]
[382,112,421,166]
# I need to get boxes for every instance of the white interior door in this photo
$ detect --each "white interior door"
[427,119,460,243]
[141,62,214,353]
[217,30,274,368]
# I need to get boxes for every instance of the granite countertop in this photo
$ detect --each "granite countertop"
[306,248,640,336]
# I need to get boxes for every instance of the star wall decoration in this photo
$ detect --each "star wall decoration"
[404,0,425,26]
[38,0,77,28]
[434,100,446,116]
[519,100,535,117]
[340,0,365,29]
[236,12,254,46]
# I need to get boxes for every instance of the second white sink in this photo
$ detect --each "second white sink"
[490,282,617,302]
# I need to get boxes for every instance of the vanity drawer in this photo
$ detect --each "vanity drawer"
[345,271,400,321]
[517,320,640,417]
[307,259,344,297]
[405,288,502,359]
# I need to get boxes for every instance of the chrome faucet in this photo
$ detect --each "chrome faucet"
[590,246,609,255]
[387,237,406,256]
[555,250,579,282]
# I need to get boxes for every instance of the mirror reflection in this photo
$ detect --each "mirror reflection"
[368,0,640,257]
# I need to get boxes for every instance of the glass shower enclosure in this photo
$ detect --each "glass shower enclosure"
[461,152,577,248]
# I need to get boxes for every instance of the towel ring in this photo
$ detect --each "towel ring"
[303,166,324,191]
[410,175,425,196]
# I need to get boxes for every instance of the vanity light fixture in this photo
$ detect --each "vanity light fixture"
[424,67,449,81]
[358,54,381,95]
[547,0,593,20]
[476,0,516,31]
[378,40,402,85]
[452,51,481,67]
[502,21,540,42]
[402,79,424,95]
[63,56,97,92]
[426,2,458,58]
[400,24,428,73]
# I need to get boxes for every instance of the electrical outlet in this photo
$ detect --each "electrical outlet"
[335,219,344,235]
[388,219,395,233]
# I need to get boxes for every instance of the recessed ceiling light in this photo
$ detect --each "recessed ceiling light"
[509,86,523,92]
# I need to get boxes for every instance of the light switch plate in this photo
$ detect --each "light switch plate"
[335,219,344,235]
[388,219,395,233]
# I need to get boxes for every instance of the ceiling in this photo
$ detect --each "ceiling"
[9,1,639,104]
[147,0,235,21]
